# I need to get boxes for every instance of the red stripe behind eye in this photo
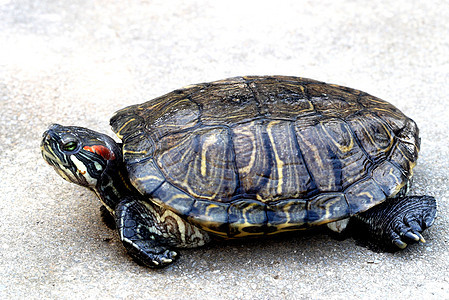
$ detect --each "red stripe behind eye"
[83,145,116,160]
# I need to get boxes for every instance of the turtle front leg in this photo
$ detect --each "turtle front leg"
[353,195,437,250]
[114,197,210,268]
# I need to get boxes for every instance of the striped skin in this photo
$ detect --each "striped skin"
[110,76,420,238]
[41,125,108,188]
[41,125,121,211]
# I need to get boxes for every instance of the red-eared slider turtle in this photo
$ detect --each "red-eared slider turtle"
[41,76,436,268]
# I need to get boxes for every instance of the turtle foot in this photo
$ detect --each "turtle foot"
[355,195,437,250]
[115,197,179,268]
[124,240,178,268]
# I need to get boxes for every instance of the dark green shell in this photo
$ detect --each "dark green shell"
[110,76,419,237]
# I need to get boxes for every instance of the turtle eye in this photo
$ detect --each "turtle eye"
[62,141,78,152]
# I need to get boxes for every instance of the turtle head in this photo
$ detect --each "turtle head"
[41,124,122,188]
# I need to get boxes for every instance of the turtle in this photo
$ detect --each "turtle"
[41,75,437,268]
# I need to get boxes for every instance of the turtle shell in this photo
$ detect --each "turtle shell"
[110,76,419,237]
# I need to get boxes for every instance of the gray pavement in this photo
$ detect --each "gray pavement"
[1,0,448,299]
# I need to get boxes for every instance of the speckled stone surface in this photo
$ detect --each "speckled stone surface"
[1,0,448,299]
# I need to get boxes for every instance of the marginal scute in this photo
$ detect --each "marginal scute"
[372,161,407,197]
[228,200,267,237]
[122,130,155,163]
[307,193,350,225]
[399,142,419,163]
[151,181,195,216]
[387,119,420,172]
[187,199,229,236]
[396,119,420,152]
[111,114,144,140]
[127,159,165,196]
[389,143,416,176]
[266,199,308,231]
[345,177,386,214]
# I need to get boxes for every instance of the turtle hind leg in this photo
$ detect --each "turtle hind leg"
[352,195,437,251]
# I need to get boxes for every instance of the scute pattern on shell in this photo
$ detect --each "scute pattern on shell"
[110,76,419,237]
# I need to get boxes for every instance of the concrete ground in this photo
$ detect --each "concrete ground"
[1,0,448,299]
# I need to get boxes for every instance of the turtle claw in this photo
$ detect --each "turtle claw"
[418,234,426,243]
[393,238,407,249]
[168,250,178,258]
[157,250,178,265]
[416,232,426,243]
[391,228,426,249]
[404,231,423,242]
[149,250,177,267]
[389,224,426,250]
[127,242,179,268]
